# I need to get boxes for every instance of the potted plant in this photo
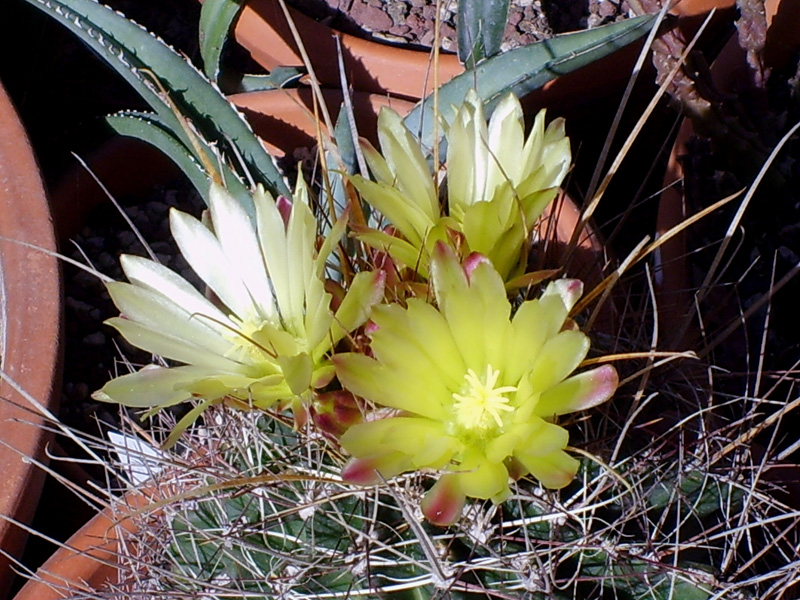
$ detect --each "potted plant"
[12,1,800,599]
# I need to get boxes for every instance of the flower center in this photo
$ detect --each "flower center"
[223,318,274,364]
[452,365,516,432]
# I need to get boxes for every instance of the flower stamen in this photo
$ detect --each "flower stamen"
[452,365,516,431]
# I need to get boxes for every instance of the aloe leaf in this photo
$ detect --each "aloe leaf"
[457,0,510,68]
[105,112,251,207]
[199,0,245,82]
[21,0,289,202]
[405,14,657,149]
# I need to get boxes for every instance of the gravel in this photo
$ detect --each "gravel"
[60,184,205,440]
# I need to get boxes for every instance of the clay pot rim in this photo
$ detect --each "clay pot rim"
[0,79,62,599]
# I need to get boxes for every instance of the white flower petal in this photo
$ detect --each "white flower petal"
[106,281,233,356]
[108,430,166,486]
[486,93,525,192]
[284,188,316,333]
[106,316,250,373]
[120,254,233,331]
[208,183,277,321]
[170,207,256,320]
[255,186,292,326]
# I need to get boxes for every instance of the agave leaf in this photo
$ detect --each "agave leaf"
[199,0,245,82]
[231,68,306,92]
[105,112,252,207]
[405,14,657,150]
[457,0,511,68]
[22,0,290,206]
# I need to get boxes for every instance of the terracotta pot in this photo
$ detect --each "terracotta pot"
[11,505,124,600]
[667,0,736,16]
[0,80,62,598]
[667,0,737,49]
[658,0,800,348]
[222,0,650,106]
[228,0,462,100]
[11,486,158,600]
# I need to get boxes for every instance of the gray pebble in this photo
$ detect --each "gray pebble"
[83,332,106,347]
[117,230,138,248]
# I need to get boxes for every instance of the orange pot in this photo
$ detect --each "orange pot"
[230,0,462,100]
[12,485,166,600]
[229,87,416,156]
[0,79,62,599]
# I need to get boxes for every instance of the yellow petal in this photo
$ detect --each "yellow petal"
[369,301,463,392]
[277,352,314,396]
[376,106,438,219]
[453,448,510,501]
[517,449,579,489]
[355,228,429,276]
[527,330,590,394]
[350,176,434,246]
[534,365,618,418]
[430,243,510,374]
[327,270,385,350]
[340,416,451,462]
[504,292,570,384]
[333,353,446,420]
[93,365,216,408]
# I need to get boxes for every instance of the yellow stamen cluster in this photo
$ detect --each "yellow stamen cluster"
[452,365,517,431]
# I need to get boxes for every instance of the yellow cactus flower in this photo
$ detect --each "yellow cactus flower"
[333,243,617,526]
[351,90,571,280]
[93,180,384,437]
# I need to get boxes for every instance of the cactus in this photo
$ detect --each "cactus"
[114,402,770,599]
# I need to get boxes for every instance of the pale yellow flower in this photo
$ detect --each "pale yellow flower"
[351,90,571,280]
[94,180,384,436]
[334,243,617,525]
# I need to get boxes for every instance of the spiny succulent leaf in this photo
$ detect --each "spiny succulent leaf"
[199,0,244,82]
[457,0,510,68]
[233,68,305,92]
[105,112,246,207]
[405,14,657,150]
[22,0,290,207]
